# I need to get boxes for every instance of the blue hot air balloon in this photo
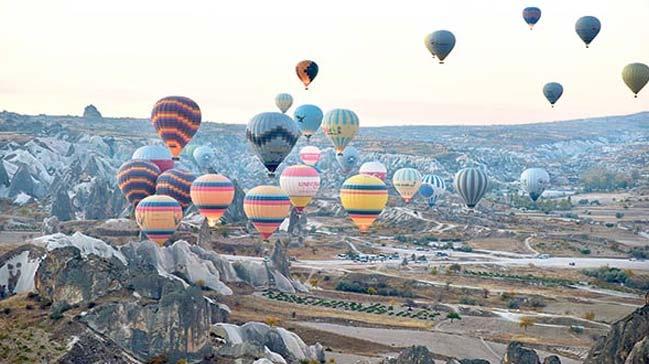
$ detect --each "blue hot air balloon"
[193,146,216,170]
[575,16,601,48]
[294,104,323,141]
[543,82,564,108]
[523,7,542,30]
[336,146,360,173]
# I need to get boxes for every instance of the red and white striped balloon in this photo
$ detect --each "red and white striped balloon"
[359,161,387,181]
[299,146,321,167]
[279,165,321,212]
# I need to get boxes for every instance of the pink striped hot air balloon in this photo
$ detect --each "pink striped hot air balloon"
[135,195,183,246]
[359,161,387,181]
[299,146,321,167]
[243,185,291,241]
[190,174,235,227]
[279,165,320,212]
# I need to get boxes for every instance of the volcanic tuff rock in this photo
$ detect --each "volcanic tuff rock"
[51,186,74,221]
[383,345,435,364]
[8,163,36,198]
[82,104,103,120]
[501,342,541,364]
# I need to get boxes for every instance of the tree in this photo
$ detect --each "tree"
[583,311,596,321]
[519,316,536,332]
[367,287,377,295]
[446,312,461,322]
[309,278,319,288]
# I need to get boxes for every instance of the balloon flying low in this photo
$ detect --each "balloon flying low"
[520,168,550,202]
[393,168,423,203]
[117,159,161,208]
[132,145,174,172]
[135,195,183,246]
[294,104,323,140]
[151,96,202,160]
[340,174,388,233]
[359,161,387,181]
[299,145,322,166]
[156,168,196,209]
[243,185,291,241]
[246,112,300,177]
[279,165,321,212]
[190,174,235,227]
[454,167,488,209]
[322,109,359,156]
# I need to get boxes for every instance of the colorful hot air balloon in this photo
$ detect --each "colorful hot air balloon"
[622,63,649,98]
[135,195,183,246]
[575,16,601,48]
[393,168,423,203]
[359,161,387,181]
[294,104,323,140]
[322,109,359,156]
[543,82,564,107]
[340,174,388,233]
[421,174,446,207]
[299,146,321,166]
[190,174,235,227]
[419,184,437,207]
[156,168,196,209]
[275,93,293,114]
[296,60,319,90]
[151,96,202,159]
[454,167,488,208]
[279,165,320,212]
[426,30,456,64]
[132,145,174,172]
[246,112,300,177]
[336,146,360,173]
[193,146,215,170]
[523,7,542,30]
[243,185,291,240]
[520,168,550,202]
[117,159,161,208]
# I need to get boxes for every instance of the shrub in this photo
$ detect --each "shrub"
[570,325,584,334]
[195,279,206,288]
[615,212,624,219]
[528,297,546,308]
[367,287,377,295]
[519,316,536,331]
[507,299,521,309]
[446,312,461,322]
[583,311,596,321]
[49,302,72,320]
[448,264,462,273]
[579,248,592,255]
[264,316,280,326]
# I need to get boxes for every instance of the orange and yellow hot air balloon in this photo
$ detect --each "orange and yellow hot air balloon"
[190,174,235,227]
[151,96,202,160]
[135,195,183,246]
[340,174,388,233]
[243,185,291,240]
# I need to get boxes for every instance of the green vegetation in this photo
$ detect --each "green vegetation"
[462,269,578,287]
[629,246,649,259]
[583,266,649,290]
[446,312,461,322]
[262,291,440,321]
[509,194,572,211]
[336,279,415,298]
[580,168,636,192]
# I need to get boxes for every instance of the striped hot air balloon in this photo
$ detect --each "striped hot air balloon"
[246,112,300,177]
[359,161,387,181]
[151,96,202,159]
[117,159,161,208]
[393,168,423,203]
[275,93,293,113]
[454,167,489,209]
[279,165,320,212]
[155,168,196,209]
[132,145,174,172]
[322,109,359,155]
[294,104,323,140]
[296,60,319,90]
[190,174,235,227]
[520,168,550,202]
[243,185,291,240]
[299,146,321,166]
[421,174,446,207]
[135,195,183,246]
[340,174,388,233]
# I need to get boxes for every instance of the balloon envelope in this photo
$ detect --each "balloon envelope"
[299,146,321,166]
[622,63,649,97]
[117,159,161,208]
[243,185,291,240]
[190,174,235,227]
[523,7,542,29]
[156,168,196,209]
[454,167,488,208]
[575,16,601,47]
[279,165,321,212]
[135,195,183,246]
[393,168,423,203]
[543,82,564,106]
[336,146,360,173]
[294,104,323,140]
[151,96,202,158]
[193,146,216,170]
[520,168,550,202]
[421,174,446,207]
[275,93,293,114]
[426,30,456,63]
[246,112,300,177]
[296,60,319,89]
[359,161,387,181]
[322,109,359,155]
[340,174,388,233]
[132,145,174,172]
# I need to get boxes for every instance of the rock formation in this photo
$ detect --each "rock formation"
[0,159,9,187]
[83,104,103,120]
[51,186,74,221]
[501,342,541,364]
[8,163,35,198]
[585,304,649,364]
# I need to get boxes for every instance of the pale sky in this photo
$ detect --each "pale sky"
[1,0,648,126]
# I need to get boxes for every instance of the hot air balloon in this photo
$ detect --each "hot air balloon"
[279,165,320,212]
[421,174,446,207]
[523,7,542,30]
[520,168,550,202]
[156,168,196,209]
[193,146,215,170]
[190,174,235,227]
[454,167,488,208]
[246,112,300,177]
[294,104,323,140]
[393,168,423,203]
[419,184,437,207]
[299,145,321,166]
[135,195,183,246]
[243,185,291,240]
[151,96,202,160]
[132,145,174,172]
[336,146,360,173]
[322,109,359,155]
[423,33,436,58]
[117,160,161,208]
[425,30,456,64]
[359,161,388,181]
[296,60,319,90]
[543,82,564,107]
[622,63,649,98]
[275,93,293,114]
[340,174,388,233]
[575,16,601,48]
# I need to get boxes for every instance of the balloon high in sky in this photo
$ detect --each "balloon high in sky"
[1,1,648,125]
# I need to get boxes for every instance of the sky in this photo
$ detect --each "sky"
[0,0,648,126]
